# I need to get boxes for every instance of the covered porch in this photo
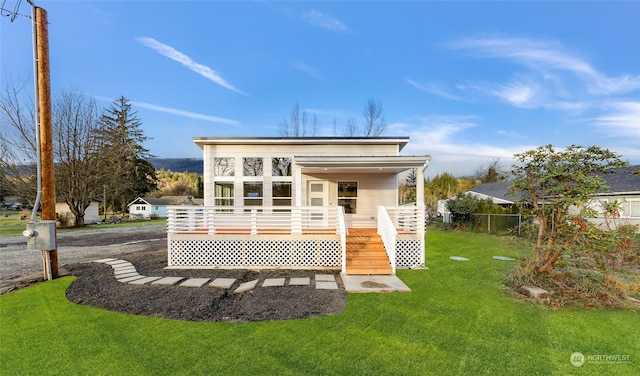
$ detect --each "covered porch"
[167,205,425,275]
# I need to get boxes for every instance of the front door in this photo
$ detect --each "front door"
[308,181,329,226]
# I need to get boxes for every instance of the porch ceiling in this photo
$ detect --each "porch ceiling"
[294,155,430,174]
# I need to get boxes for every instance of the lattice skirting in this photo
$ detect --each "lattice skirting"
[395,239,422,267]
[169,238,340,268]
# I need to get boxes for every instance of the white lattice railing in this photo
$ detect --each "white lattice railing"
[384,205,426,267]
[378,206,398,275]
[167,206,345,235]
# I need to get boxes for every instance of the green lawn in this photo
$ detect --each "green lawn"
[0,210,166,237]
[1,230,637,375]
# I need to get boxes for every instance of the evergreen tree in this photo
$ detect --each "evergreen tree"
[97,96,157,212]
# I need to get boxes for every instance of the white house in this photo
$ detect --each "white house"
[55,201,100,225]
[128,196,203,219]
[167,137,430,275]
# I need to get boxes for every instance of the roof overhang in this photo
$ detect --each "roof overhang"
[294,155,430,174]
[193,137,411,151]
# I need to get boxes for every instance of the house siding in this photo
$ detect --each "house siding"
[202,143,401,227]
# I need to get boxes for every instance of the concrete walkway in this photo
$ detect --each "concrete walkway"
[341,274,411,293]
[93,258,411,294]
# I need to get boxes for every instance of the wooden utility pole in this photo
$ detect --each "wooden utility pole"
[35,6,58,279]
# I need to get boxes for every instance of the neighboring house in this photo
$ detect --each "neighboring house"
[128,196,203,219]
[167,137,431,275]
[55,201,100,225]
[1,196,30,211]
[438,165,640,231]
[436,181,520,223]
[587,165,640,231]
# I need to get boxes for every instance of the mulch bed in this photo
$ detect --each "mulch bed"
[65,249,347,322]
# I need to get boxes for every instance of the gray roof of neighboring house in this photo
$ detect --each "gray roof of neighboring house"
[469,182,521,204]
[468,165,640,203]
[599,165,640,194]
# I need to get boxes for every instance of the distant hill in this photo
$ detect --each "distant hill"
[150,158,203,175]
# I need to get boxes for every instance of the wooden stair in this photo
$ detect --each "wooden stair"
[346,229,392,275]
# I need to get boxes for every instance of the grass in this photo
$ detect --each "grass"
[1,230,638,375]
[0,210,166,237]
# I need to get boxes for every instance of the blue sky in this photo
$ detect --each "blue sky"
[2,1,639,178]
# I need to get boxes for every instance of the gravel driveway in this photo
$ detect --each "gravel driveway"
[0,224,167,293]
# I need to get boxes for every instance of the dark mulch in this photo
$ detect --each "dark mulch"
[65,249,347,322]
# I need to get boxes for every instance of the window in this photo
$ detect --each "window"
[272,157,292,177]
[338,181,358,214]
[214,157,235,176]
[272,182,292,207]
[243,182,263,206]
[215,182,234,206]
[622,200,640,218]
[243,157,263,176]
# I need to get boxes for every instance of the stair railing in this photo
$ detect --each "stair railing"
[377,206,397,275]
[337,206,347,274]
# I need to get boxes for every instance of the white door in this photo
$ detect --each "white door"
[308,181,329,226]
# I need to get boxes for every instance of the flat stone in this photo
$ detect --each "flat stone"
[179,278,210,288]
[129,276,162,285]
[262,278,285,287]
[315,274,336,282]
[152,277,185,286]
[449,256,469,261]
[115,272,141,279]
[518,285,550,299]
[234,279,259,293]
[113,267,137,274]
[316,281,338,290]
[493,256,515,261]
[289,277,311,286]
[112,263,134,270]
[209,278,236,288]
[106,260,131,266]
[117,275,146,283]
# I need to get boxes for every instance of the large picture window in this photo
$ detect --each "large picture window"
[243,157,263,176]
[272,182,292,207]
[243,182,263,206]
[214,158,235,176]
[214,182,234,207]
[338,181,358,214]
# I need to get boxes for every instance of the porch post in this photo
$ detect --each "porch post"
[416,166,425,207]
[294,163,302,207]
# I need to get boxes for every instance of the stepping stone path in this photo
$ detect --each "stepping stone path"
[449,256,470,261]
[92,258,340,293]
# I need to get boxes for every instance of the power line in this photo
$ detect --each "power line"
[1,0,30,22]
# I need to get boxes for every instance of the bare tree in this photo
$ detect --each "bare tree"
[53,90,106,227]
[0,76,38,205]
[362,98,386,136]
[344,118,358,136]
[474,157,507,183]
[279,103,321,137]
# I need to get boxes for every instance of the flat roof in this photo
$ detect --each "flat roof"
[193,136,411,151]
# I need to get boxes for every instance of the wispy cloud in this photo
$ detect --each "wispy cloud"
[136,37,245,95]
[303,10,347,32]
[132,100,240,125]
[393,115,536,176]
[295,61,323,79]
[406,79,462,101]
[449,36,640,95]
[593,101,640,138]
